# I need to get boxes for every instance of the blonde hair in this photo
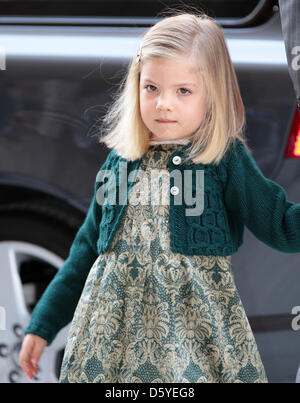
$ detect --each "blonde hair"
[98,11,251,165]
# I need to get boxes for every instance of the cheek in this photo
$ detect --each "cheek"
[140,96,154,119]
[182,100,206,127]
[182,102,199,118]
[189,98,207,118]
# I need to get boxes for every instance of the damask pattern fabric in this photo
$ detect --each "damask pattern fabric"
[59,143,268,383]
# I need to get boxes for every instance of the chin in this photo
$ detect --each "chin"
[150,133,183,141]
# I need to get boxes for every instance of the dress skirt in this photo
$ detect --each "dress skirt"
[59,143,268,383]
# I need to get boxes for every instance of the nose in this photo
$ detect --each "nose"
[156,93,172,111]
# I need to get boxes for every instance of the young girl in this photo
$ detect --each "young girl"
[19,12,300,383]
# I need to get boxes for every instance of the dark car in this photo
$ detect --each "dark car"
[0,0,299,383]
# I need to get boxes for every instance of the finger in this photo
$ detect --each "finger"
[19,337,36,379]
[30,340,45,371]
[19,355,35,379]
[21,359,35,379]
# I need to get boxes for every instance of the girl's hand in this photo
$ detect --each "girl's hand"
[19,334,48,380]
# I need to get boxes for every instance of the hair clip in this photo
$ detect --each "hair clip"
[136,48,142,64]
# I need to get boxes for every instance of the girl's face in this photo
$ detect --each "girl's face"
[139,54,207,142]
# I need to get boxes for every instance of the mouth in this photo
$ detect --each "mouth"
[155,119,177,124]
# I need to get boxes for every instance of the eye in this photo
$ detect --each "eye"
[178,88,191,95]
[145,84,157,92]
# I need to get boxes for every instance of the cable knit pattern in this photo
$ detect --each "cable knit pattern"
[167,149,235,256]
[96,150,140,254]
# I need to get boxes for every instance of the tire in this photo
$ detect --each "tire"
[0,198,83,383]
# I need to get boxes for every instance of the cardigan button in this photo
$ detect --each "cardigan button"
[170,186,179,195]
[172,155,182,165]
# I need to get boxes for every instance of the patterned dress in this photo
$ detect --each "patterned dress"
[59,142,268,383]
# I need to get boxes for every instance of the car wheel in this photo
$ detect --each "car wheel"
[0,199,83,383]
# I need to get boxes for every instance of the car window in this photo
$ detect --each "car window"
[0,0,264,19]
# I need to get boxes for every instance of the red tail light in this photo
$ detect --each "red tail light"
[284,107,300,158]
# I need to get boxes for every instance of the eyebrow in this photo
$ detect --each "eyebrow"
[142,78,197,87]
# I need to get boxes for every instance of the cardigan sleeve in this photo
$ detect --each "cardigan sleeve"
[24,158,109,345]
[224,139,300,253]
